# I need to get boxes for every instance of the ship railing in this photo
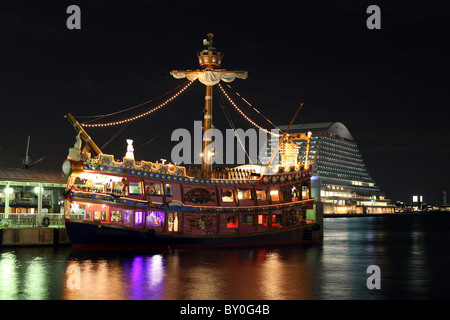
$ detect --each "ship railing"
[85,153,187,176]
[186,167,259,180]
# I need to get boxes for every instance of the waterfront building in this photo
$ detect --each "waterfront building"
[259,122,394,214]
[0,167,67,226]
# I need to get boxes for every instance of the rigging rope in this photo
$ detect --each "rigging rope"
[75,82,186,120]
[79,80,196,127]
[224,83,283,133]
[217,83,281,137]
[100,123,130,150]
[216,86,253,164]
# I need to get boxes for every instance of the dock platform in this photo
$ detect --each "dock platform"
[0,228,70,248]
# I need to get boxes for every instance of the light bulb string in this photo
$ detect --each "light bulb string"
[79,80,195,127]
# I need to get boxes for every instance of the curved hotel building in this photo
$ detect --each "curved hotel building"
[260,122,394,214]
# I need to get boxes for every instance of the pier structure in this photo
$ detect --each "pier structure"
[0,167,67,227]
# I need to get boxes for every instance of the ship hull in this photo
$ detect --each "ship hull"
[65,220,321,251]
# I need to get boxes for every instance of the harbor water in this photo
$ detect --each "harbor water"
[1,215,450,300]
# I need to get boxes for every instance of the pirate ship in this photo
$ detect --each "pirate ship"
[62,34,322,250]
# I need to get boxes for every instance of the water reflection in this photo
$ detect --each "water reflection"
[1,216,450,299]
[25,257,46,299]
[0,252,19,299]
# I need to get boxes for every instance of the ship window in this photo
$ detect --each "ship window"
[302,185,308,199]
[94,211,101,221]
[135,211,143,225]
[145,182,162,196]
[146,210,164,227]
[168,212,179,232]
[221,189,234,202]
[255,190,267,201]
[237,188,253,200]
[113,180,127,195]
[270,190,280,202]
[242,214,254,224]
[111,210,122,223]
[129,182,142,196]
[101,211,108,222]
[165,184,172,197]
[291,186,299,201]
[272,214,281,225]
[226,215,238,228]
[93,183,105,193]
[85,210,92,221]
[124,210,132,224]
[258,214,269,225]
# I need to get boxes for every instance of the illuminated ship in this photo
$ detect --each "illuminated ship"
[61,34,322,250]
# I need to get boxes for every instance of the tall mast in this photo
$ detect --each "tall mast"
[200,34,219,178]
[170,33,248,178]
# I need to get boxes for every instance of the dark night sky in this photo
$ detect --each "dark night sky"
[0,0,449,204]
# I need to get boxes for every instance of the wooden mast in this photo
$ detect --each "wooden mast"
[202,84,214,178]
[200,33,218,179]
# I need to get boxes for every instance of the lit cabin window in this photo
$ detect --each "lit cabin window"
[113,181,126,195]
[221,189,234,202]
[226,215,238,228]
[258,214,269,225]
[111,211,122,223]
[237,188,253,200]
[270,190,280,201]
[145,182,162,196]
[291,186,299,201]
[135,211,143,225]
[101,211,108,222]
[168,212,179,232]
[129,182,142,196]
[255,190,267,201]
[93,182,105,193]
[124,210,132,224]
[146,211,164,227]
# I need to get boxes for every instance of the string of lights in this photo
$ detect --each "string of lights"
[217,83,281,137]
[81,80,196,127]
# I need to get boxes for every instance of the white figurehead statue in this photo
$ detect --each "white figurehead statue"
[67,132,82,161]
[125,139,134,160]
